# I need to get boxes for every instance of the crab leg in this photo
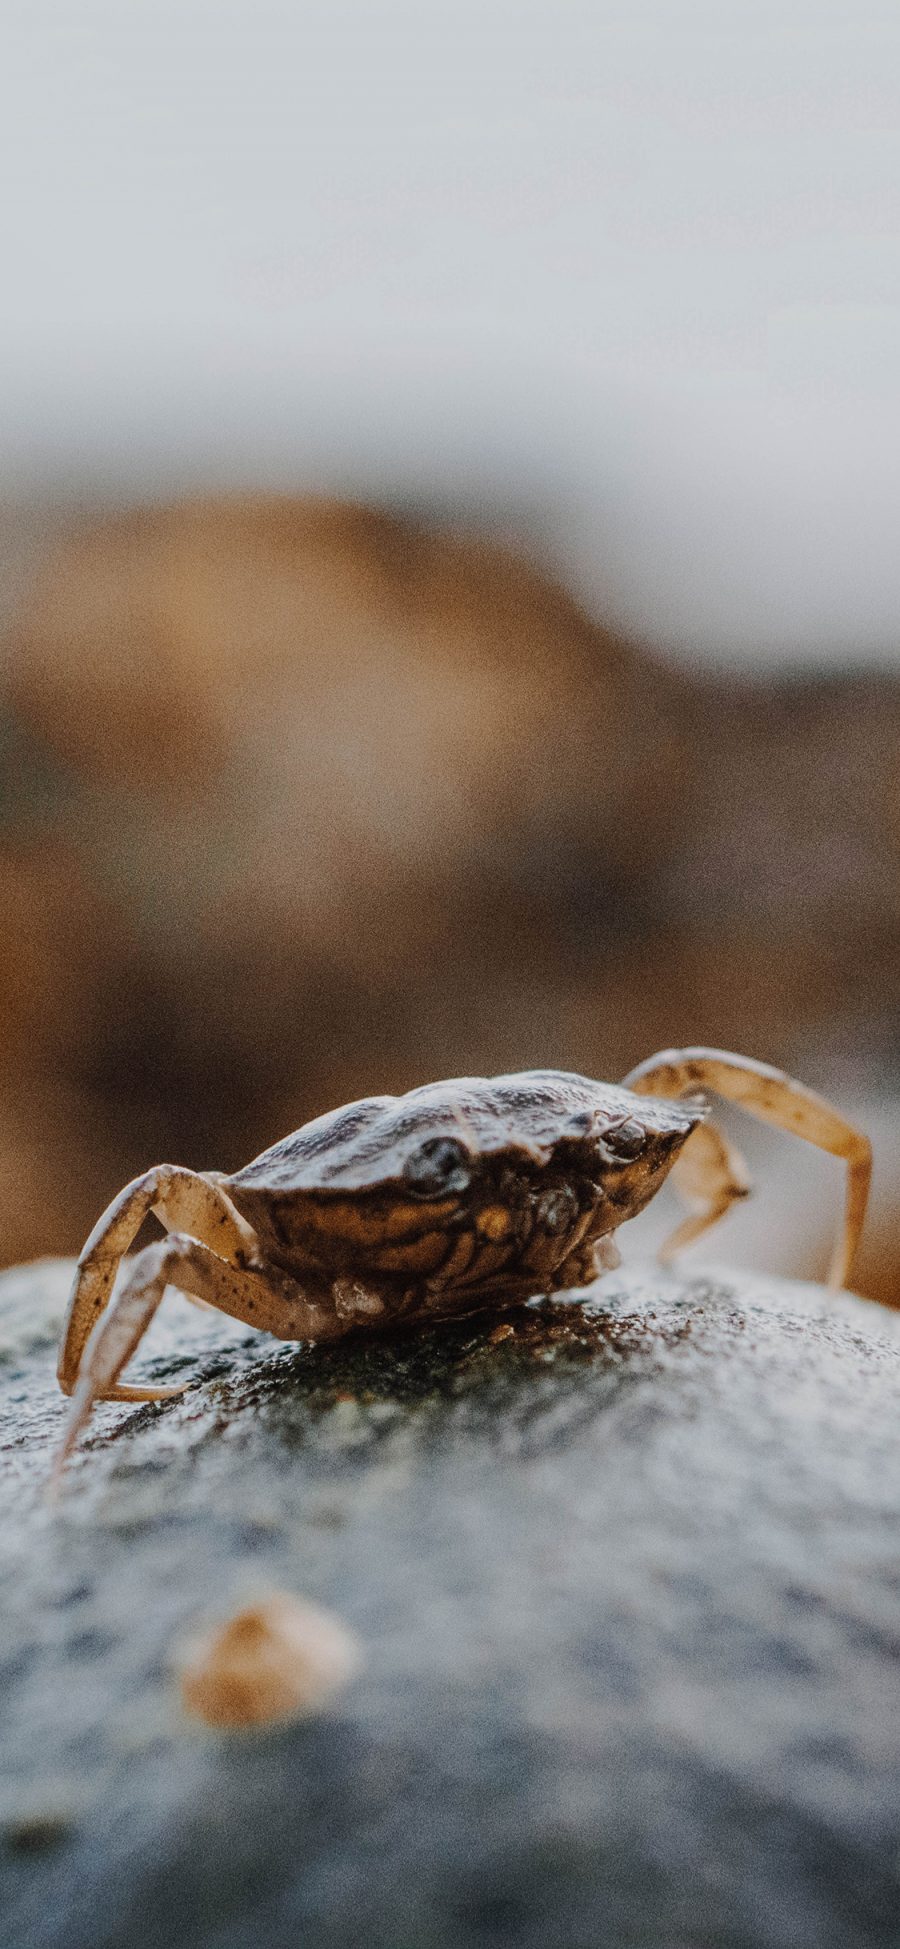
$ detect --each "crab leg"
[658,1119,752,1262]
[621,1046,872,1290]
[52,1231,343,1485]
[58,1166,253,1399]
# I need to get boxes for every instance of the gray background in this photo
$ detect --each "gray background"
[2,0,899,665]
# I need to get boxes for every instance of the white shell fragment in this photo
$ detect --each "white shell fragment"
[177,1594,362,1730]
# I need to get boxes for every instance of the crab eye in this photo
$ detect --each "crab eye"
[403,1136,471,1198]
[602,1118,646,1161]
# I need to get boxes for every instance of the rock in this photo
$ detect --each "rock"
[0,497,689,1265]
[1,1256,899,1948]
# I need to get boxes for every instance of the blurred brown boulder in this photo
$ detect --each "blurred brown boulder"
[2,494,899,1296]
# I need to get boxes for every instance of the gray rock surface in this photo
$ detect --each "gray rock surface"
[1,1256,899,1949]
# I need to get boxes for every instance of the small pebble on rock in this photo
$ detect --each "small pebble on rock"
[177,1594,361,1730]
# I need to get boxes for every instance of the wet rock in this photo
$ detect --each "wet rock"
[1,1256,899,1949]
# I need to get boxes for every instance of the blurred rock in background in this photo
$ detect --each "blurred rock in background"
[1,494,899,1297]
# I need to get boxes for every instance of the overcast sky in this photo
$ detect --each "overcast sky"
[2,1,899,666]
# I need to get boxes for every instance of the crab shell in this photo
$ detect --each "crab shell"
[224,1072,706,1323]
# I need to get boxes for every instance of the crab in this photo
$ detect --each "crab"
[54,1047,871,1475]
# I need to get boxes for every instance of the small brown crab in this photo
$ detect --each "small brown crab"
[54,1047,871,1474]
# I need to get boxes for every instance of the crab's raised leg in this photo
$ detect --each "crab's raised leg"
[621,1046,872,1289]
[52,1231,341,1484]
[58,1166,253,1400]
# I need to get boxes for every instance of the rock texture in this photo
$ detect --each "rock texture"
[1,1257,899,1948]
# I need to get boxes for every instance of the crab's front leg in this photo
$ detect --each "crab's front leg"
[52,1233,342,1484]
[654,1119,752,1262]
[621,1046,872,1290]
[58,1166,253,1400]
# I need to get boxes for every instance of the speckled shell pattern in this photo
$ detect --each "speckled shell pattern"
[230,1073,701,1192]
[224,1073,704,1329]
